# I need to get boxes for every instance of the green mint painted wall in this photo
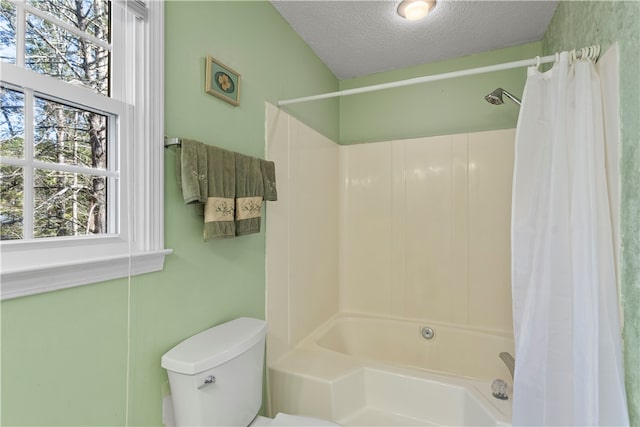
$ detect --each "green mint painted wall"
[543,1,640,424]
[0,2,338,426]
[338,42,542,145]
[1,282,129,425]
[164,2,339,150]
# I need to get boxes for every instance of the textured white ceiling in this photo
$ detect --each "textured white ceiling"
[270,0,559,79]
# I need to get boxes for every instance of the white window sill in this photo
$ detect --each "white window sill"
[0,249,172,300]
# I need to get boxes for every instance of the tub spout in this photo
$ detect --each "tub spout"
[491,379,509,400]
[499,352,515,379]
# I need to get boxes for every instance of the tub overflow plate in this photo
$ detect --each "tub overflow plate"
[421,326,435,340]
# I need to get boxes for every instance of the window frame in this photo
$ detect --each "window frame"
[1,68,124,242]
[0,0,170,300]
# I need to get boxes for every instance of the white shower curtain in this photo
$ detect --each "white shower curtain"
[511,51,629,426]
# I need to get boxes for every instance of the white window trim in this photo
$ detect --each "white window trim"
[0,1,171,300]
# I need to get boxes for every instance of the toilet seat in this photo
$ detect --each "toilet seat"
[269,413,341,426]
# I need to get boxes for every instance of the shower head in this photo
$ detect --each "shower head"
[485,88,506,105]
[484,88,521,106]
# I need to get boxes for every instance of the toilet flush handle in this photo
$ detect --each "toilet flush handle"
[197,375,216,390]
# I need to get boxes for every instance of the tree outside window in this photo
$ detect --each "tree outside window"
[0,0,111,240]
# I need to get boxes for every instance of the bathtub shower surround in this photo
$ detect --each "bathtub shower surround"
[339,129,515,333]
[269,314,513,426]
[265,104,340,364]
[266,105,515,348]
[266,104,516,425]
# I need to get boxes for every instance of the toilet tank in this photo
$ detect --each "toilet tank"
[161,318,267,427]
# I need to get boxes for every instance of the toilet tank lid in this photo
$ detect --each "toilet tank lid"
[161,317,267,375]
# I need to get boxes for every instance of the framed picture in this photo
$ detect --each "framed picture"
[205,56,240,106]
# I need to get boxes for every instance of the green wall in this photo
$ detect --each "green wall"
[339,42,541,144]
[542,1,640,424]
[0,2,338,426]
[1,282,130,425]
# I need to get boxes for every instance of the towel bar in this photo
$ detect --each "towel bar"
[164,137,181,148]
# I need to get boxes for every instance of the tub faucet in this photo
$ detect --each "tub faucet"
[499,352,515,379]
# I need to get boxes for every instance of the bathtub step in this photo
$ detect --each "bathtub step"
[338,407,438,426]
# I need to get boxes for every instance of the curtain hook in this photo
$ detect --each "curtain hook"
[535,55,541,69]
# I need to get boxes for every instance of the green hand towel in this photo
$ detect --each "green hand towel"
[260,159,278,201]
[176,139,208,205]
[235,153,264,236]
[203,145,236,240]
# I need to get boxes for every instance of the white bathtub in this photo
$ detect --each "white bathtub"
[268,313,514,426]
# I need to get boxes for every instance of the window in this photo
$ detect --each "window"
[0,0,169,299]
[1,87,114,240]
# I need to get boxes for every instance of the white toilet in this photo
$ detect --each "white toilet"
[161,317,340,427]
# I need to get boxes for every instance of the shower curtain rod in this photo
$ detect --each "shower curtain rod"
[277,45,600,107]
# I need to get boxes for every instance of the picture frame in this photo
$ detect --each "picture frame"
[205,56,240,106]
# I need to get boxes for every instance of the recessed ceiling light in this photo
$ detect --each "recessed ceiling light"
[397,0,436,21]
